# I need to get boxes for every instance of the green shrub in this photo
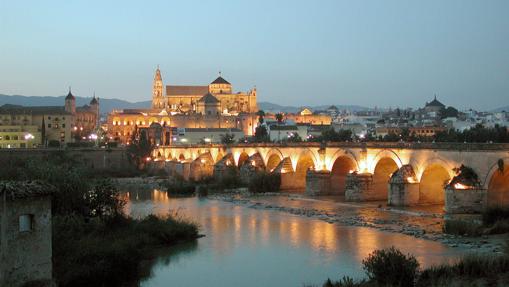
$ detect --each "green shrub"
[417,254,509,286]
[162,178,196,196]
[322,276,364,287]
[362,247,419,287]
[443,219,482,236]
[248,171,281,193]
[53,213,198,287]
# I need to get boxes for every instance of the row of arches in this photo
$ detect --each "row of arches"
[158,147,509,208]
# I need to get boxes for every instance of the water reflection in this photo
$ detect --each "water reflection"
[124,189,467,287]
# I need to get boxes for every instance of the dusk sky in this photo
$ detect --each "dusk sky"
[1,0,508,110]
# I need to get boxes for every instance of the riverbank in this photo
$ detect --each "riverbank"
[209,192,507,254]
[114,175,506,253]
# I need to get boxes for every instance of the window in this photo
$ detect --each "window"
[48,124,52,128]
[19,214,34,232]
[48,116,51,120]
[62,124,65,128]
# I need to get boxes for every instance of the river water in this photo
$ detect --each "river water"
[124,189,468,287]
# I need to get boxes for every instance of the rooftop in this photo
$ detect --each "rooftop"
[211,76,230,85]
[166,85,209,96]
[0,104,71,115]
[198,93,219,104]
[0,180,55,201]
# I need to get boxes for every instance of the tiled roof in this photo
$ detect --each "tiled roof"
[425,96,445,107]
[166,85,209,96]
[0,180,55,201]
[211,76,230,85]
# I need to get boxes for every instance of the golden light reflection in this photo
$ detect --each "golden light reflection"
[309,220,338,253]
[152,189,169,203]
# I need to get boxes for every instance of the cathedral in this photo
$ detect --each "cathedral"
[107,68,259,144]
[152,67,258,114]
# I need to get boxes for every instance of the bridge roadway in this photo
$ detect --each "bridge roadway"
[151,142,509,214]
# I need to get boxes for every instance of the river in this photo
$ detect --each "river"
[124,189,468,287]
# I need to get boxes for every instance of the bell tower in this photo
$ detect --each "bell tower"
[152,66,164,110]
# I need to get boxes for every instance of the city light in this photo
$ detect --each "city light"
[453,183,470,190]
[24,133,34,140]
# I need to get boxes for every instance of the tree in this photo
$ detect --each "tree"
[286,132,302,142]
[256,110,266,124]
[311,127,352,142]
[440,106,459,119]
[275,113,284,123]
[254,125,270,142]
[127,126,153,169]
[220,133,236,144]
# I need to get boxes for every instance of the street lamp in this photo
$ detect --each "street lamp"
[24,133,34,148]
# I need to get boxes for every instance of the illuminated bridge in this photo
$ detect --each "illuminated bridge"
[151,142,509,214]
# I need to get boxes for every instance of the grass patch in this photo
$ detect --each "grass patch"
[321,248,509,287]
[53,213,199,287]
[443,219,482,236]
[417,254,509,287]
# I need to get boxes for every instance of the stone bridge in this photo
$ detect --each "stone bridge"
[151,142,509,214]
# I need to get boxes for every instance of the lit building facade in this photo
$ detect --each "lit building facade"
[0,89,100,148]
[107,68,259,144]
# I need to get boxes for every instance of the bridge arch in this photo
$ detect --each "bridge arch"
[294,149,318,190]
[327,149,359,171]
[330,153,358,195]
[485,158,509,208]
[265,148,284,172]
[372,156,400,200]
[369,149,403,173]
[418,159,454,205]
[236,151,250,167]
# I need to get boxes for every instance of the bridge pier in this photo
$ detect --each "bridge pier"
[345,173,378,201]
[190,159,214,181]
[445,186,487,214]
[271,157,298,191]
[388,165,420,206]
[305,170,331,196]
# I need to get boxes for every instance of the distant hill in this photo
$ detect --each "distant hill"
[491,106,509,113]
[258,101,370,113]
[0,94,150,115]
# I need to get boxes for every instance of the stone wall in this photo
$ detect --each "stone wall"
[305,170,331,196]
[345,173,377,201]
[0,148,132,174]
[0,196,53,287]
[445,187,487,214]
